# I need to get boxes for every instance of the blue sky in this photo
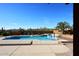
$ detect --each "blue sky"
[0,3,73,29]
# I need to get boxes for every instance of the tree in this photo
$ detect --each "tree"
[18,27,25,35]
[56,21,71,34]
[1,27,4,32]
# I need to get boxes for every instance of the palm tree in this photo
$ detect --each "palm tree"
[56,21,71,34]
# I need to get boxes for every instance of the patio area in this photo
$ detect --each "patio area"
[0,40,73,56]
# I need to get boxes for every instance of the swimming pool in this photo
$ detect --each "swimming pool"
[3,35,57,40]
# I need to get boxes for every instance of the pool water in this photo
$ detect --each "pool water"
[4,35,57,40]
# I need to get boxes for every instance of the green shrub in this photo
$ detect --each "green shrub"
[0,32,10,36]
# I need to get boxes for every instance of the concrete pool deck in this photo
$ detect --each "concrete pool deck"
[0,44,71,56]
[0,36,73,56]
[0,40,31,45]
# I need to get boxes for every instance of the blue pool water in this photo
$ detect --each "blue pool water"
[4,35,57,40]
